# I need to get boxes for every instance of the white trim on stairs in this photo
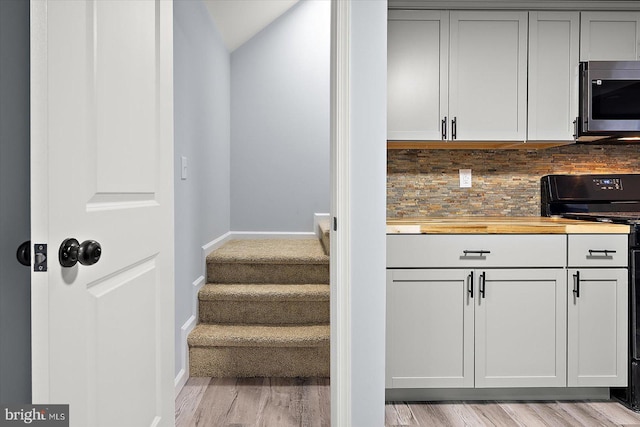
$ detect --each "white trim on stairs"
[314,213,331,239]
[174,232,233,396]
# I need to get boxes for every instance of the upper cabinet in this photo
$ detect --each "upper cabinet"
[449,11,528,141]
[528,12,580,141]
[387,11,448,141]
[580,12,640,61]
[387,10,528,143]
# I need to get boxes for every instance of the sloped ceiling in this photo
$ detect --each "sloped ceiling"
[204,0,299,51]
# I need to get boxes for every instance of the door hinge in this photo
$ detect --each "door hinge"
[34,243,47,272]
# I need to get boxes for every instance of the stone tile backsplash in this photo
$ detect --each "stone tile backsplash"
[387,144,640,218]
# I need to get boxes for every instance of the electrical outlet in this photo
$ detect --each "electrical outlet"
[460,169,472,188]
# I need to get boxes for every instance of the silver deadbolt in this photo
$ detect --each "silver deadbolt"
[59,238,102,267]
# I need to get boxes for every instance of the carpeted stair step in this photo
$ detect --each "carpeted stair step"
[207,239,329,284]
[318,218,331,256]
[188,324,330,377]
[198,283,330,324]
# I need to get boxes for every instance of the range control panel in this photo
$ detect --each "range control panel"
[593,178,622,191]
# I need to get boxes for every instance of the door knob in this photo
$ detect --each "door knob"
[16,240,30,266]
[59,238,102,267]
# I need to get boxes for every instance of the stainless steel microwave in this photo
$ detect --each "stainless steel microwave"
[578,61,640,142]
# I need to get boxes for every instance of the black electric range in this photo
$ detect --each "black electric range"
[542,174,640,410]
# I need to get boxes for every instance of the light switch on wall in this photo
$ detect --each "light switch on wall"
[181,156,188,180]
[459,169,472,188]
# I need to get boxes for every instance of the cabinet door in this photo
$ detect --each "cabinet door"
[528,12,579,141]
[580,12,640,61]
[387,10,449,141]
[567,268,628,387]
[475,269,567,388]
[386,269,474,388]
[449,11,527,141]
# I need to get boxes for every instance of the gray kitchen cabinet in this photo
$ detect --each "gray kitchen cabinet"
[386,267,567,389]
[387,10,528,142]
[449,11,528,141]
[580,12,640,61]
[475,269,567,388]
[386,234,569,389]
[386,269,474,389]
[567,268,628,387]
[387,10,448,141]
[567,234,628,387]
[528,12,579,142]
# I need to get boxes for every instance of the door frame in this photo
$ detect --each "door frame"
[330,0,352,425]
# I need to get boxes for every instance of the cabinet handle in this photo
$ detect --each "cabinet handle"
[479,272,486,298]
[573,271,580,298]
[452,117,457,140]
[588,249,616,256]
[441,116,447,140]
[467,271,474,298]
[573,117,578,140]
[463,250,491,256]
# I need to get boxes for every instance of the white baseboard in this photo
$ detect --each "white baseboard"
[229,231,316,239]
[314,213,331,238]
[174,232,232,397]
[175,313,197,397]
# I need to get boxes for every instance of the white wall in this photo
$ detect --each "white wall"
[230,0,330,233]
[173,0,231,381]
[349,1,387,425]
[0,0,31,404]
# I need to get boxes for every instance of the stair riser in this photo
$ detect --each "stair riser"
[189,345,329,377]
[208,263,329,284]
[199,300,329,324]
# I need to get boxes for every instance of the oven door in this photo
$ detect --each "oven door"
[586,66,640,133]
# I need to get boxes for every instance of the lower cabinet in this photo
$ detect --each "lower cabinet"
[567,268,628,387]
[386,268,567,389]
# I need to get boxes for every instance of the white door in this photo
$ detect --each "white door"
[30,1,174,426]
[580,12,640,61]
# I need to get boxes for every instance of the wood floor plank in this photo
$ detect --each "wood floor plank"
[191,377,243,427]
[526,401,605,427]
[554,401,620,427]
[385,402,419,426]
[497,401,550,427]
[436,401,489,426]
[469,401,524,427]
[175,377,211,427]
[411,401,470,426]
[587,401,640,425]
[301,377,331,427]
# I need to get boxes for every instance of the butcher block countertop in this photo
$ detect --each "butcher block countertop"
[386,217,631,234]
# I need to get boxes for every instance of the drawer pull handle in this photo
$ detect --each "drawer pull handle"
[479,272,486,298]
[467,271,474,299]
[463,250,491,256]
[588,249,616,256]
[573,271,580,298]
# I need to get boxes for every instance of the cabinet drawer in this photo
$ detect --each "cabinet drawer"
[387,234,566,268]
[567,234,628,267]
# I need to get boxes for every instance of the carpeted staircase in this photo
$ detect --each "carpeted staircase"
[188,236,330,377]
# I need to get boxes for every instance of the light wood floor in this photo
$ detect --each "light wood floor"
[176,378,640,426]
